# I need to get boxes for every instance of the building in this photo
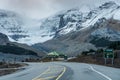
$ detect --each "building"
[47,51,68,61]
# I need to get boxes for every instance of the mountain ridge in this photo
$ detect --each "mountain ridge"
[33,1,120,56]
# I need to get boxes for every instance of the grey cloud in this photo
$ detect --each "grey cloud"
[0,0,119,19]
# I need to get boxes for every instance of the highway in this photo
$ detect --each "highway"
[0,62,120,80]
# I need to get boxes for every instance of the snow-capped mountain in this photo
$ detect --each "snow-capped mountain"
[1,1,120,47]
[32,1,120,56]
[40,1,120,37]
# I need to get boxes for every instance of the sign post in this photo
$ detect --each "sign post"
[104,49,114,65]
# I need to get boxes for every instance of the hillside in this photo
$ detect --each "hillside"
[0,33,45,61]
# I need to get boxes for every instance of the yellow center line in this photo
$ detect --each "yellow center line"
[55,67,66,80]
[34,78,45,80]
[43,69,64,74]
[32,67,51,80]
[42,76,57,80]
[36,76,57,80]
[32,66,66,80]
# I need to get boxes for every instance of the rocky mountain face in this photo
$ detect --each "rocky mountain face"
[33,1,120,56]
[0,33,9,45]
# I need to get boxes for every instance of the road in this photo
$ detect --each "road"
[0,62,120,80]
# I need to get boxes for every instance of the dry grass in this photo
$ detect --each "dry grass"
[68,55,120,68]
[0,63,26,76]
[0,69,18,76]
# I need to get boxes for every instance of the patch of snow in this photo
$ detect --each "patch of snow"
[113,9,120,20]
[59,22,78,35]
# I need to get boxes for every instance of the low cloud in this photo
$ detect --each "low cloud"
[0,0,119,19]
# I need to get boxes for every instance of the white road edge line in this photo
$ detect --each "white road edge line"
[89,65,112,80]
[56,66,66,80]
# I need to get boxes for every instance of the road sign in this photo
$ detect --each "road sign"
[104,49,114,65]
[104,49,114,59]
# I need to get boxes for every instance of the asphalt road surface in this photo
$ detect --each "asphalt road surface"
[0,62,120,80]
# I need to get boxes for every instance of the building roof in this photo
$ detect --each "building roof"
[48,51,59,56]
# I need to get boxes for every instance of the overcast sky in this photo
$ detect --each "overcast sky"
[0,0,120,19]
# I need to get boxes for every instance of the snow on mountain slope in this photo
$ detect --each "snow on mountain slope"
[16,19,54,45]
[40,1,120,38]
[82,1,120,27]
[0,10,28,41]
[0,10,54,45]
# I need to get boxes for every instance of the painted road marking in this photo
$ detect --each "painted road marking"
[32,67,51,80]
[43,70,63,74]
[37,76,56,80]
[56,66,66,80]
[32,66,66,80]
[89,65,112,80]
